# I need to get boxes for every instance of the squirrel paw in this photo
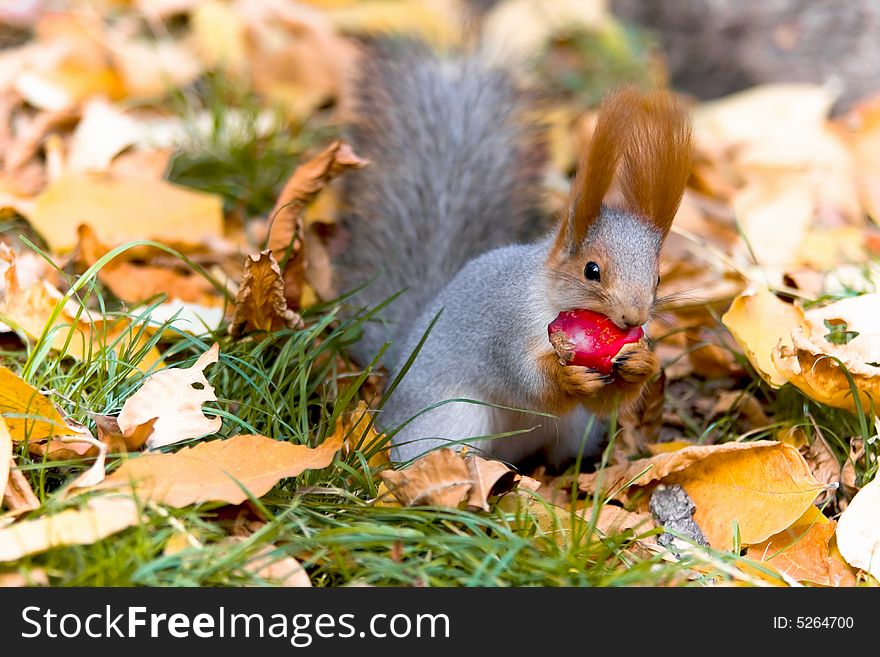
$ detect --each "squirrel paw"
[556,365,613,397]
[612,342,659,384]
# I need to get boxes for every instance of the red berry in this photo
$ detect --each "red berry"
[548,309,644,374]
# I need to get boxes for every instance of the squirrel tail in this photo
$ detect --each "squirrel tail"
[336,41,547,366]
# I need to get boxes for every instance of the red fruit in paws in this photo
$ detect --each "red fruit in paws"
[548,309,644,374]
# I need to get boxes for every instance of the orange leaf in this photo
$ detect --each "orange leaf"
[579,441,826,550]
[96,433,344,508]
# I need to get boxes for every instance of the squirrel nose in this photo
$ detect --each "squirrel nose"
[618,312,646,330]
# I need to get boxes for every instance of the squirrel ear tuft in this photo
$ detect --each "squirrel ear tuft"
[561,86,641,252]
[619,90,693,237]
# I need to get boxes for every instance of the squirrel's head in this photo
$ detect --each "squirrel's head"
[546,87,693,330]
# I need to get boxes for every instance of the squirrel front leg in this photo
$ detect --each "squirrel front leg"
[612,340,659,385]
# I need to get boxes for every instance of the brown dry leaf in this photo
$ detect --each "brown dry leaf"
[96,432,343,508]
[746,506,855,587]
[836,472,880,581]
[27,172,224,253]
[0,496,140,563]
[772,293,880,413]
[578,441,826,550]
[225,537,311,587]
[0,417,10,504]
[589,505,654,537]
[267,140,368,307]
[117,343,221,450]
[2,465,39,513]
[614,371,665,463]
[74,224,223,307]
[379,450,472,508]
[799,432,840,506]
[708,390,770,428]
[230,250,302,338]
[92,414,156,453]
[465,454,518,512]
[722,287,804,387]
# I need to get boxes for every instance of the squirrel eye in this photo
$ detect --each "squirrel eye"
[584,261,601,282]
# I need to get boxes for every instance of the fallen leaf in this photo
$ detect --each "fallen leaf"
[337,401,387,468]
[66,99,140,172]
[0,246,163,370]
[0,365,67,441]
[267,140,367,307]
[224,537,311,587]
[92,414,156,453]
[646,440,696,455]
[772,293,880,412]
[722,287,804,387]
[837,472,880,581]
[2,464,39,512]
[591,505,654,537]
[73,224,223,306]
[96,432,343,507]
[746,506,855,587]
[578,441,826,550]
[0,418,11,504]
[465,454,518,512]
[379,449,472,508]
[0,569,48,587]
[229,250,302,337]
[27,172,224,252]
[0,496,140,562]
[117,343,222,450]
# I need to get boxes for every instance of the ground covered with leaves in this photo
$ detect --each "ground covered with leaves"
[0,0,878,587]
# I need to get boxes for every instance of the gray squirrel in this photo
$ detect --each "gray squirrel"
[337,43,692,466]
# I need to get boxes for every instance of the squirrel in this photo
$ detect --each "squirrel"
[336,43,693,467]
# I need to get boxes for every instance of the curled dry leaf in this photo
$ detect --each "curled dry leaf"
[836,472,880,581]
[96,432,344,508]
[92,414,156,453]
[722,287,804,387]
[466,454,519,512]
[772,293,880,412]
[2,465,39,513]
[746,506,855,587]
[117,343,221,450]
[578,441,826,550]
[229,250,302,338]
[267,140,368,307]
[0,496,140,563]
[379,449,518,509]
[379,449,472,508]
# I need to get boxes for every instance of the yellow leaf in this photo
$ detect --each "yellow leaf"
[0,496,140,563]
[746,506,856,587]
[229,250,302,338]
[0,417,11,504]
[0,366,68,442]
[117,343,221,450]
[837,472,880,581]
[28,172,224,253]
[96,433,343,507]
[647,440,696,455]
[722,287,804,387]
[579,441,826,551]
[772,292,880,412]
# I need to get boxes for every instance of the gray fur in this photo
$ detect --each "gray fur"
[336,43,545,368]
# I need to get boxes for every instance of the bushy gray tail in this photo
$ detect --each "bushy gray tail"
[336,41,546,366]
